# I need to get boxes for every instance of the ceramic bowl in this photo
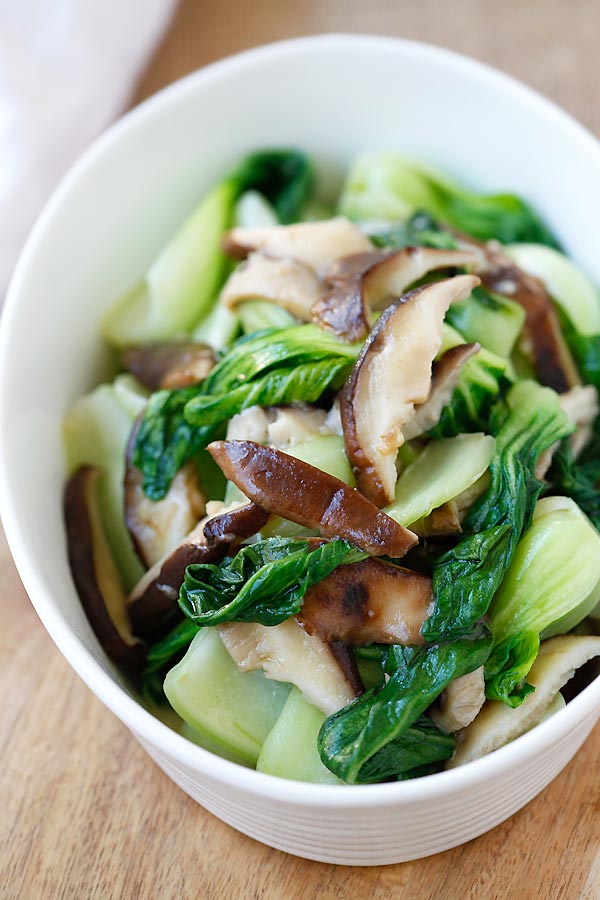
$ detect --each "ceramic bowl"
[2,35,600,866]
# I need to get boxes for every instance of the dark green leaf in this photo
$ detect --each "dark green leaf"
[423,381,574,641]
[442,190,559,246]
[549,439,600,530]
[355,717,455,784]
[318,622,493,783]
[179,537,364,627]
[396,759,448,781]
[132,385,218,501]
[369,211,458,250]
[484,630,539,707]
[133,324,360,499]
[428,346,508,438]
[203,324,360,396]
[141,618,199,703]
[232,150,313,224]
[184,358,350,428]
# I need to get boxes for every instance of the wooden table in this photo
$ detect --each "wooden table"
[3,1,600,896]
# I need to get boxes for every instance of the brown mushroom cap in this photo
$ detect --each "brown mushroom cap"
[207,440,417,558]
[125,419,205,570]
[313,246,480,342]
[128,501,268,639]
[64,466,144,669]
[121,341,216,391]
[222,217,373,277]
[219,251,323,321]
[341,274,480,506]
[298,557,432,645]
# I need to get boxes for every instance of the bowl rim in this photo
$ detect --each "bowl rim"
[2,32,600,806]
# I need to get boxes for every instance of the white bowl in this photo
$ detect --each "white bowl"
[2,34,600,866]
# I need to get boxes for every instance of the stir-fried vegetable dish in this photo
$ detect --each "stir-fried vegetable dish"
[63,150,600,783]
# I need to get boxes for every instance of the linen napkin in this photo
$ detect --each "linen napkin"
[0,0,177,300]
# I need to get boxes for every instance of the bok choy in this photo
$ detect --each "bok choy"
[63,146,600,786]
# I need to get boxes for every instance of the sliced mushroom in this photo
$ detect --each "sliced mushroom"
[411,500,463,538]
[341,274,480,506]
[430,667,486,733]
[222,217,373,277]
[217,618,357,714]
[448,634,600,767]
[64,466,144,668]
[266,404,329,448]
[226,406,270,443]
[313,246,479,341]
[125,419,205,568]
[121,342,216,391]
[560,384,599,458]
[298,557,432,645]
[475,244,580,393]
[128,501,268,639]
[208,440,418,558]
[220,251,323,320]
[323,397,343,436]
[328,641,365,695]
[403,342,480,441]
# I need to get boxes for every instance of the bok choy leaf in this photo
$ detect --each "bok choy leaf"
[428,325,508,438]
[548,439,600,530]
[485,496,600,704]
[339,153,559,246]
[484,631,539,707]
[103,150,313,347]
[423,381,573,641]
[318,622,493,783]
[179,537,364,627]
[185,359,350,429]
[141,618,200,703]
[133,325,360,499]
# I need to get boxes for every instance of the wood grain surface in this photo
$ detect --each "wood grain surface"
[3,1,600,897]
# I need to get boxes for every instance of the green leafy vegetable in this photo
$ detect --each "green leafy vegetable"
[489,496,600,641]
[384,433,495,528]
[133,324,360,498]
[185,359,349,429]
[141,618,199,703]
[429,326,508,438]
[164,628,291,766]
[231,150,313,225]
[103,150,313,347]
[237,299,297,333]
[132,384,216,501]
[445,286,526,359]
[202,324,359,396]
[352,718,455,784]
[484,631,539,707]
[179,537,364,627]
[562,323,600,392]
[339,153,559,246]
[486,496,600,703]
[423,381,573,641]
[549,439,600,530]
[369,211,458,250]
[318,622,493,783]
